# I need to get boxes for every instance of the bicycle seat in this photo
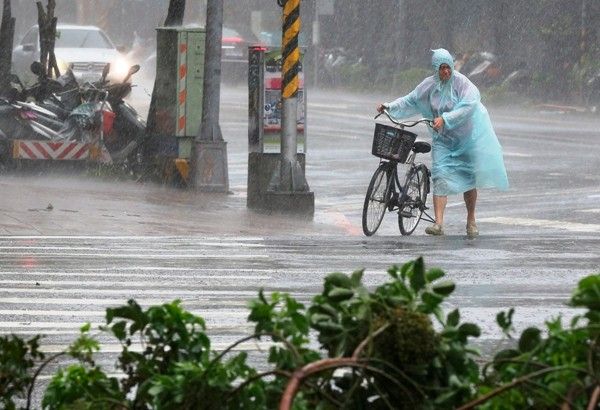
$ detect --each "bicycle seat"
[413,141,431,154]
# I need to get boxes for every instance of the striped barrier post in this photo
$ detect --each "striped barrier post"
[279,0,302,190]
[177,41,188,136]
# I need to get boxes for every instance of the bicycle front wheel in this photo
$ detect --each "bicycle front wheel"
[398,165,428,235]
[362,163,392,236]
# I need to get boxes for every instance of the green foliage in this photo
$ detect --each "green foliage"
[305,257,480,408]
[247,290,320,408]
[475,273,600,409]
[43,365,126,410]
[0,335,44,410]
[43,323,128,409]
[2,262,600,409]
[104,299,245,408]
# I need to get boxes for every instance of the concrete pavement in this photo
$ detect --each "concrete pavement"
[0,172,350,236]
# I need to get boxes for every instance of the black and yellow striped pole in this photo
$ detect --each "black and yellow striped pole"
[281,0,301,100]
[279,0,303,191]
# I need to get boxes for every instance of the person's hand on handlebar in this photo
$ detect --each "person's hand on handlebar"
[376,103,386,113]
[433,116,444,131]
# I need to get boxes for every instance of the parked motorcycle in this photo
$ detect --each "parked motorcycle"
[98,64,147,173]
[0,66,115,167]
[456,51,531,92]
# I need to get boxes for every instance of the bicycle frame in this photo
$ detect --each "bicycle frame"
[362,110,435,236]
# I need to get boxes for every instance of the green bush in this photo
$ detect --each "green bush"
[1,259,599,409]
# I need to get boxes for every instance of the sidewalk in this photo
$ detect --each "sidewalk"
[0,173,343,236]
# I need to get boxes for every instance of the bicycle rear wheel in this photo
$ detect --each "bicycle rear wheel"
[398,165,428,235]
[362,163,392,236]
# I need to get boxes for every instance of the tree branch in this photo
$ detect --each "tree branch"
[457,366,580,410]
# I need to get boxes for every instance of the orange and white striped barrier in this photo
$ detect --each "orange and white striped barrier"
[177,42,187,136]
[12,140,112,164]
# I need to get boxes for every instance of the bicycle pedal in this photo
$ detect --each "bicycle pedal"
[400,210,413,218]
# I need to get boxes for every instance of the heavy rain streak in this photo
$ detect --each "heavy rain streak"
[0,1,599,408]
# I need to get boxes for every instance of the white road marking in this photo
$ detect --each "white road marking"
[0,252,268,259]
[479,216,600,232]
[0,309,249,318]
[0,236,265,241]
[308,103,349,109]
[0,277,271,287]
[0,242,266,250]
[503,151,533,157]
[37,341,274,354]
[458,307,582,340]
[0,288,260,296]
[579,209,600,213]
[0,297,249,306]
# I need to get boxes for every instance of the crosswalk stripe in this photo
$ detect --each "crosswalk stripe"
[0,252,268,259]
[479,216,600,232]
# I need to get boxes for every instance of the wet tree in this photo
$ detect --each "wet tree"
[146,0,186,157]
[36,0,59,78]
[164,0,185,26]
[0,0,15,92]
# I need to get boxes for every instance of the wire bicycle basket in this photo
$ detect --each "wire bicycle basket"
[371,123,417,163]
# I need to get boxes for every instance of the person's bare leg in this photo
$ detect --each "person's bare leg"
[433,195,447,225]
[464,189,477,225]
[425,194,447,235]
[464,189,479,237]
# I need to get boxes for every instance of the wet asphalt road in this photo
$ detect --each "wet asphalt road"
[1,83,599,402]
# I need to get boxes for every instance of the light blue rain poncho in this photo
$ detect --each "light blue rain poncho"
[384,48,509,196]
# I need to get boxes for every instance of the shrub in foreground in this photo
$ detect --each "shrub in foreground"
[1,258,599,409]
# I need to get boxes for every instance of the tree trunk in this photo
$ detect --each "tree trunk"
[0,0,15,91]
[36,0,59,78]
[164,0,186,26]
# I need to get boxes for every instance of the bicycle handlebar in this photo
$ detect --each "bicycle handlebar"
[375,109,433,129]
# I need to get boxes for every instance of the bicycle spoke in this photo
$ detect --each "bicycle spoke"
[398,165,428,235]
[362,164,392,236]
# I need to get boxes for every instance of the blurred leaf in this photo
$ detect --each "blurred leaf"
[458,323,481,341]
[421,291,444,311]
[387,265,399,279]
[426,267,445,282]
[447,309,460,327]
[432,280,455,296]
[327,287,354,302]
[518,327,542,352]
[324,272,353,291]
[350,269,364,286]
[410,257,426,292]
[570,274,600,311]
[400,260,414,281]
[496,308,515,337]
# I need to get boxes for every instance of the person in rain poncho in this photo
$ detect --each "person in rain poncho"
[377,48,508,237]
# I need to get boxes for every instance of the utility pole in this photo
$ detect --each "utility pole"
[272,0,313,215]
[191,0,229,192]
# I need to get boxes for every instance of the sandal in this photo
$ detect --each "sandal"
[425,223,444,236]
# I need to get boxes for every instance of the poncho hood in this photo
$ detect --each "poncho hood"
[431,48,454,71]
[431,48,455,88]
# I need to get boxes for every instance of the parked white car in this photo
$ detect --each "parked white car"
[12,24,130,84]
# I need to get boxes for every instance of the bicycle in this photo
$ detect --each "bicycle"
[362,110,435,236]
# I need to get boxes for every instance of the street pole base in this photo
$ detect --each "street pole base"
[247,152,314,218]
[262,190,315,217]
[193,140,229,193]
